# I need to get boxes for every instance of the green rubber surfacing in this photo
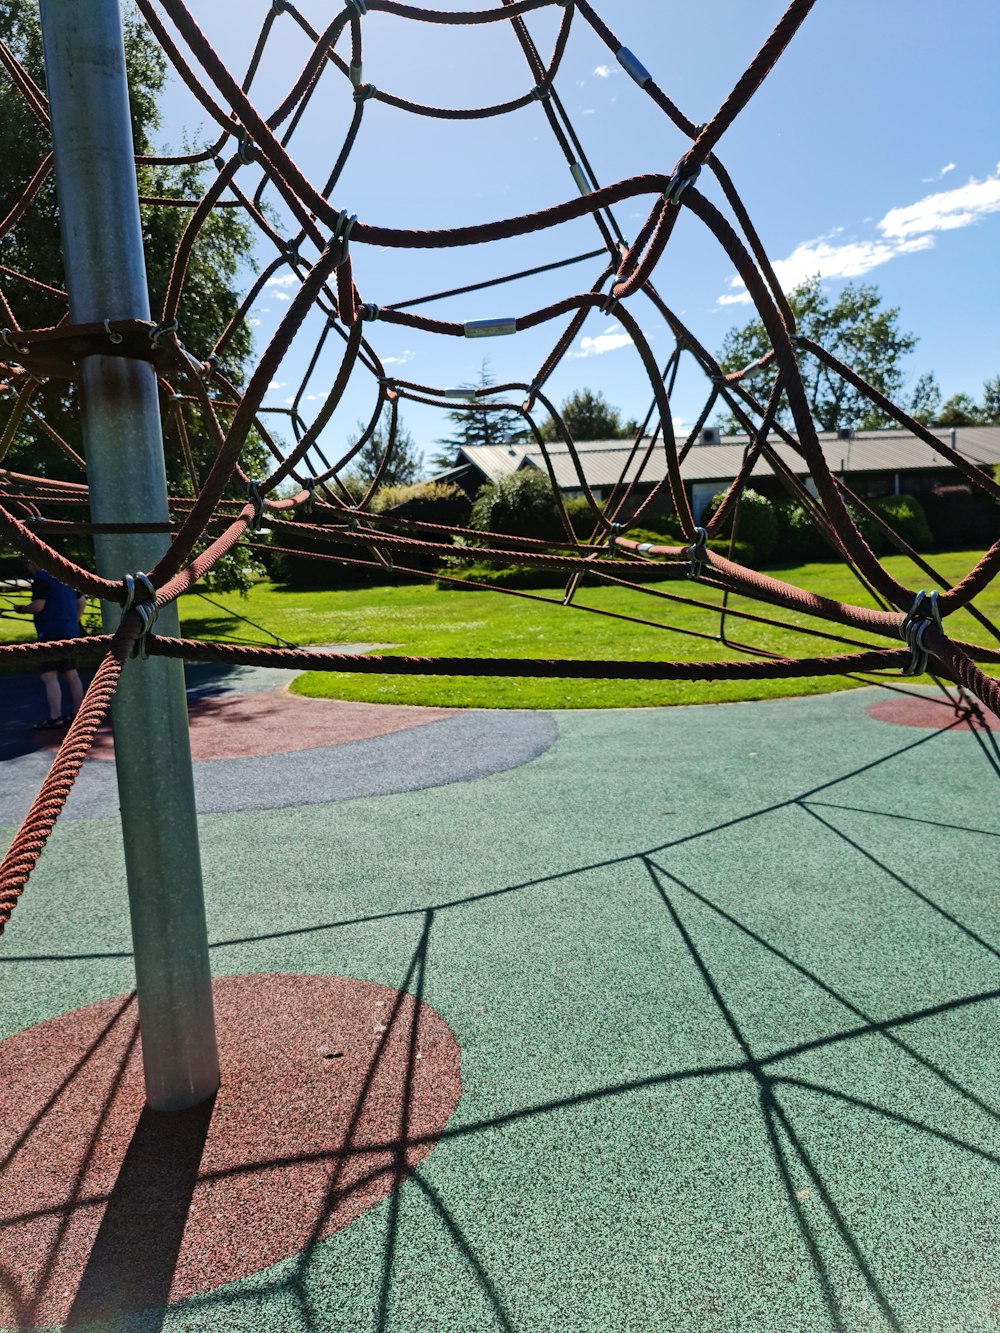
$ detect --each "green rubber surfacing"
[1,688,998,1332]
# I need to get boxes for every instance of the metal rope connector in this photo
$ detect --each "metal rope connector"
[354,82,377,102]
[149,319,179,348]
[359,303,380,321]
[662,164,701,205]
[607,521,622,555]
[236,133,256,165]
[345,0,367,14]
[103,318,123,346]
[899,589,942,677]
[685,527,708,580]
[350,61,363,87]
[599,292,619,316]
[303,479,316,514]
[247,479,266,532]
[1,328,28,355]
[616,47,651,88]
[569,161,589,195]
[199,352,220,379]
[331,209,357,264]
[531,84,552,102]
[121,572,158,660]
[464,317,517,338]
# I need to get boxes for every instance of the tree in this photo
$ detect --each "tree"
[907,371,941,426]
[981,375,1000,425]
[344,407,420,491]
[716,276,930,433]
[469,467,563,542]
[0,0,262,486]
[430,358,524,471]
[932,393,983,428]
[538,388,631,442]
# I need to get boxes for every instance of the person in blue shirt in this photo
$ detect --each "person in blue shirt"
[23,559,87,729]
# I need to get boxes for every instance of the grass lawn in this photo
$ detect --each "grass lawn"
[206,549,1000,708]
[3,550,995,708]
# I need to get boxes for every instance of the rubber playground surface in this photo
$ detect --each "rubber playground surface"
[1,659,998,1333]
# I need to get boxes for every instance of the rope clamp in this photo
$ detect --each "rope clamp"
[236,132,256,165]
[200,352,220,380]
[247,479,266,532]
[686,527,708,580]
[346,0,367,14]
[121,572,158,660]
[569,161,589,195]
[607,521,622,555]
[331,210,357,264]
[1,328,28,355]
[662,164,701,205]
[531,84,552,102]
[360,303,380,321]
[350,61,363,87]
[149,319,179,348]
[899,589,942,677]
[354,82,377,102]
[303,479,316,514]
[103,318,123,346]
[599,292,619,316]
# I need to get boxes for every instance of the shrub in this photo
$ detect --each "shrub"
[470,469,564,542]
[773,501,831,563]
[369,480,464,514]
[705,488,779,561]
[865,493,933,552]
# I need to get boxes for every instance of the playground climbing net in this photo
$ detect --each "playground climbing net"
[1,0,999,931]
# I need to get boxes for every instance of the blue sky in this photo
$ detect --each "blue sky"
[154,0,1000,470]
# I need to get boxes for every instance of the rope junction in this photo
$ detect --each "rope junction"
[1,0,998,932]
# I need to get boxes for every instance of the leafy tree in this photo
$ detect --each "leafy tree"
[716,277,931,433]
[344,407,420,490]
[539,387,630,442]
[932,393,983,428]
[981,375,1000,425]
[0,0,261,486]
[907,371,941,426]
[431,358,524,471]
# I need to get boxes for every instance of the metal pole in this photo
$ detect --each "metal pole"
[40,0,219,1111]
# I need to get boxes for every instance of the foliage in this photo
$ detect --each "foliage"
[538,388,631,442]
[369,480,464,514]
[933,393,983,427]
[430,358,524,471]
[716,277,929,433]
[343,407,420,490]
[469,467,566,542]
[0,0,263,486]
[866,494,933,552]
[706,488,780,562]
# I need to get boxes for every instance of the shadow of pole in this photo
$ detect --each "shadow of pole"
[65,1095,216,1328]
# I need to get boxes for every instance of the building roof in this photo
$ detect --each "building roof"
[451,426,1000,492]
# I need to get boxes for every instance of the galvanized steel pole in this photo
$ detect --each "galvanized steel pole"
[39,0,219,1110]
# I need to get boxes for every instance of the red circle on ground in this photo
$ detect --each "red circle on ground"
[866,695,998,732]
[0,973,462,1327]
[43,693,453,761]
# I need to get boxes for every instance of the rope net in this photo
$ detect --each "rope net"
[1,0,998,928]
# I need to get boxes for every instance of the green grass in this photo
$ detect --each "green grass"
[3,551,995,708]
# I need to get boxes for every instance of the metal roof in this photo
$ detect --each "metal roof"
[455,426,1000,490]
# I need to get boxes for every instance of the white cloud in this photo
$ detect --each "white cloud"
[593,64,613,78]
[267,380,286,390]
[941,162,956,175]
[879,165,1000,238]
[571,323,632,358]
[381,350,414,367]
[265,273,299,288]
[717,165,1000,306]
[273,291,291,302]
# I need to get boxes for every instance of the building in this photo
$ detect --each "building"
[433,425,1000,527]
